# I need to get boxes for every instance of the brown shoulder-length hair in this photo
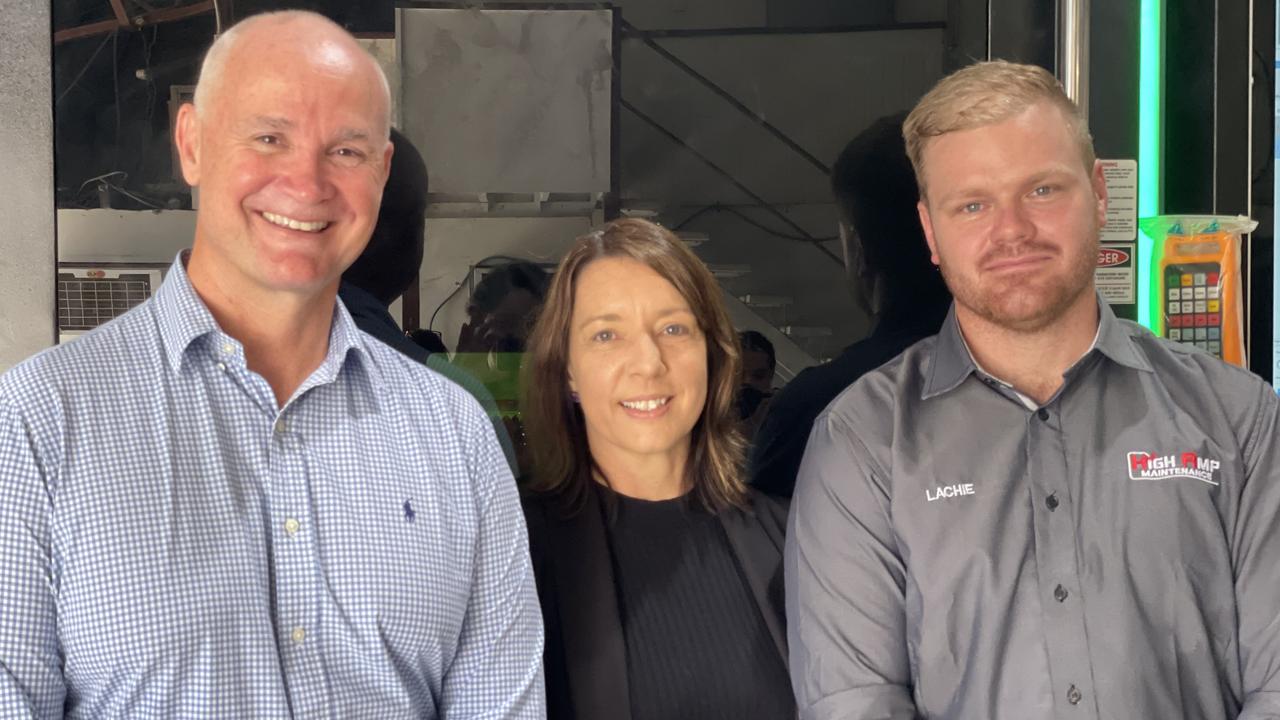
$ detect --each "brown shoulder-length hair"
[521,217,747,514]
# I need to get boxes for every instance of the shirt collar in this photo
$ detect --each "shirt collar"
[922,291,1153,401]
[1090,293,1154,373]
[155,251,371,381]
[921,304,974,400]
[155,251,221,373]
[317,294,371,387]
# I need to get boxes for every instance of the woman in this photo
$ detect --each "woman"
[521,218,795,720]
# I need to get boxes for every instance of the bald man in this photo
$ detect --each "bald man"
[0,11,544,718]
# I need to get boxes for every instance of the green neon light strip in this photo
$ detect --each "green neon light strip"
[1138,0,1164,330]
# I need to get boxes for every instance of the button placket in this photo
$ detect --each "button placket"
[1025,403,1096,717]
[265,408,321,691]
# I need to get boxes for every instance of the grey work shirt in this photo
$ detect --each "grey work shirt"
[786,299,1280,720]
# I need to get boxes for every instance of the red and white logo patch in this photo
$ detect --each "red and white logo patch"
[1127,451,1221,486]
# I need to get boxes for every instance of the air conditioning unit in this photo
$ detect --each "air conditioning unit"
[57,264,167,344]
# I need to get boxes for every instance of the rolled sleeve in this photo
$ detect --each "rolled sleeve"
[440,413,545,719]
[0,396,64,719]
[1234,387,1280,718]
[786,411,916,720]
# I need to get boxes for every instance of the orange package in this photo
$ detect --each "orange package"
[1159,224,1245,366]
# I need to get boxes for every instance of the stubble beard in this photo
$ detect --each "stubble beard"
[940,235,1099,334]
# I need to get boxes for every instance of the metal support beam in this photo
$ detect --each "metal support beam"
[622,18,831,177]
[621,99,842,266]
[55,0,214,44]
[108,0,131,27]
[1058,0,1090,117]
[137,1,214,26]
[54,18,118,44]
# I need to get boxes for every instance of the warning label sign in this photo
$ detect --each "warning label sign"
[1096,243,1136,304]
[1100,159,1137,242]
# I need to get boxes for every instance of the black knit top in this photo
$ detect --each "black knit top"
[602,487,796,720]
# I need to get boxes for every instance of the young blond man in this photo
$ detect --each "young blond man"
[787,61,1280,719]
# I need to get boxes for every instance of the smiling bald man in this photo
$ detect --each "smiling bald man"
[0,11,543,718]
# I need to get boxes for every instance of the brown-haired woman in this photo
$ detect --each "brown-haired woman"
[520,218,795,720]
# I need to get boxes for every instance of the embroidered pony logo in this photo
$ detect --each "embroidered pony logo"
[403,500,417,523]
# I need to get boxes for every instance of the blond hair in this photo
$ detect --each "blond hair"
[903,60,1094,196]
[521,218,748,514]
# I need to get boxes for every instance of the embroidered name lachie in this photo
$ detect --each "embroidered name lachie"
[926,483,976,502]
[1127,451,1221,486]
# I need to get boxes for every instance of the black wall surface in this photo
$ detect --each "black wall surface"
[52,0,398,211]
[1088,2,1140,162]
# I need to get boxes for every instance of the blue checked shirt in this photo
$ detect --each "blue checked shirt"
[0,254,545,719]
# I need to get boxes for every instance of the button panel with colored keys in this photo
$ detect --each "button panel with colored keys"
[1165,263,1223,357]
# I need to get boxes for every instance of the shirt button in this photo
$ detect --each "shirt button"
[284,518,300,536]
[274,418,287,434]
[221,343,235,355]
[1067,684,1082,705]
[1045,493,1059,511]
[215,362,226,372]
[1037,408,1050,421]
[1054,584,1069,602]
[291,626,306,645]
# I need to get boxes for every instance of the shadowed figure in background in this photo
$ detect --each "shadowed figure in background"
[736,329,776,443]
[457,261,551,356]
[454,260,552,475]
[748,112,951,497]
[339,127,517,473]
[409,327,449,355]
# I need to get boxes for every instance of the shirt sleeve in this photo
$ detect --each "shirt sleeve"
[786,411,917,720]
[0,395,65,718]
[439,411,545,719]
[1234,387,1280,719]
